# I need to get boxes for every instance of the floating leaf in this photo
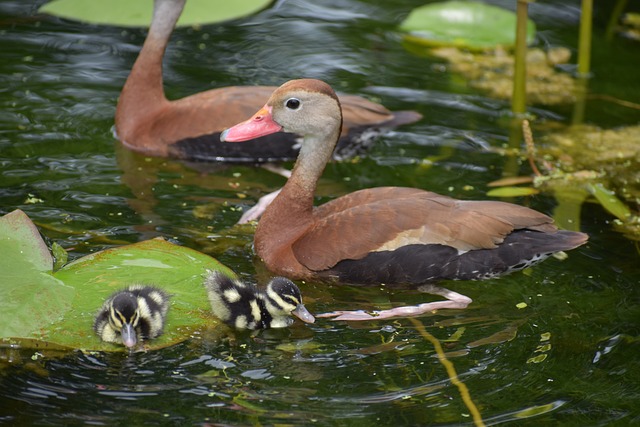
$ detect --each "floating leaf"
[514,402,565,419]
[447,326,466,342]
[487,186,539,198]
[51,241,68,271]
[587,182,632,221]
[535,343,551,353]
[1,210,234,352]
[351,340,415,355]
[399,1,536,50]
[467,323,519,348]
[233,394,269,414]
[0,209,52,272]
[0,210,73,338]
[488,176,534,187]
[39,0,273,27]
[0,259,74,339]
[276,340,323,353]
[526,353,548,364]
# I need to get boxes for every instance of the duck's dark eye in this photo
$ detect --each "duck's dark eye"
[285,98,301,110]
[283,295,299,306]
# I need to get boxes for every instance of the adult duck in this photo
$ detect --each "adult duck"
[220,79,589,320]
[114,0,421,163]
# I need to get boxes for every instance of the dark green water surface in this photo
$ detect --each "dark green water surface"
[1,0,639,425]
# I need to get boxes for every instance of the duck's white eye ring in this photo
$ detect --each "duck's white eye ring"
[285,98,301,110]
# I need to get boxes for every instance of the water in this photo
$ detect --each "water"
[1,0,639,425]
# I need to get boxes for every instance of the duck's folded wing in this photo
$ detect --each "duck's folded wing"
[292,191,557,272]
[339,95,422,130]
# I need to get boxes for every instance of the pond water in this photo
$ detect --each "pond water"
[1,0,639,425]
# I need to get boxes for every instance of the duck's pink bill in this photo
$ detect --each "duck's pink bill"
[220,105,282,142]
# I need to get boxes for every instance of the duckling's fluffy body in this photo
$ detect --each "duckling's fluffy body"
[204,271,314,329]
[94,285,170,347]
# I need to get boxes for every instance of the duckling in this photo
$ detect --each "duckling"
[204,271,315,329]
[94,285,170,348]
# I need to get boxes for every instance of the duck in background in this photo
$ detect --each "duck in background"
[114,0,421,163]
[94,285,170,348]
[203,270,315,329]
[220,79,589,321]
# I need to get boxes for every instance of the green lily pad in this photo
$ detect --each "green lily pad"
[1,210,234,352]
[39,0,272,27]
[0,210,74,338]
[399,1,536,50]
[0,209,52,272]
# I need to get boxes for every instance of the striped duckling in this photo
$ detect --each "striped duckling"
[204,271,315,329]
[94,285,170,348]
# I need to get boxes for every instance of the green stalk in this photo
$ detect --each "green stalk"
[512,0,530,115]
[606,0,628,41]
[577,0,593,76]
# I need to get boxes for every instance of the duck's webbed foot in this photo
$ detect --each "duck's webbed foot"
[317,285,472,321]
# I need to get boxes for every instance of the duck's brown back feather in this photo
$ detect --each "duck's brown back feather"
[290,187,562,272]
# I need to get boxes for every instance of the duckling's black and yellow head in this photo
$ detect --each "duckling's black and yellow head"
[204,271,315,330]
[94,285,170,348]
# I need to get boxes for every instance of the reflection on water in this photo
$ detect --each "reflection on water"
[1,0,639,425]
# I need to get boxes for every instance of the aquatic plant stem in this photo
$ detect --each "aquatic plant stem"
[573,0,593,124]
[571,76,588,125]
[522,119,542,177]
[511,0,531,115]
[605,0,628,41]
[409,318,486,427]
[578,0,593,76]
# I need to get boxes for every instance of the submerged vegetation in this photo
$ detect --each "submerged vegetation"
[429,46,576,105]
[537,124,640,239]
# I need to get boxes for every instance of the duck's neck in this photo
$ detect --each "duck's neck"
[116,0,184,128]
[255,129,339,269]
[291,133,336,192]
[271,131,337,216]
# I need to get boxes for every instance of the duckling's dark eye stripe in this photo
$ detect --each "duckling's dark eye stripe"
[110,307,126,327]
[284,295,300,305]
[131,309,140,326]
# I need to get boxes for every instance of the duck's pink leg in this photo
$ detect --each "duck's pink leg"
[317,285,472,321]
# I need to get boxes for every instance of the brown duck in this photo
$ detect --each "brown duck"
[114,0,421,162]
[220,79,589,320]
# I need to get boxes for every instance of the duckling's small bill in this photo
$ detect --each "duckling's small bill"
[94,285,170,348]
[204,270,314,330]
